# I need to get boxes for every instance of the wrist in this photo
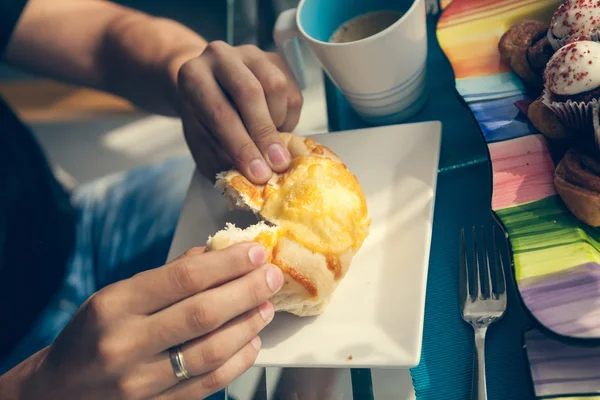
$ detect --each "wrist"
[165,47,205,116]
[100,13,206,117]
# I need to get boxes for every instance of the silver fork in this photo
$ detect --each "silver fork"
[425,0,441,15]
[460,226,508,400]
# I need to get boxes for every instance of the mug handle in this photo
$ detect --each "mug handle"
[273,8,307,90]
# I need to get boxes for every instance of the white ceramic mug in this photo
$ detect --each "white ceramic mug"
[273,0,428,125]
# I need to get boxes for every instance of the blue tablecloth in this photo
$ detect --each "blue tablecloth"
[326,15,537,400]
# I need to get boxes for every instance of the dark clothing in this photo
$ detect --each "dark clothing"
[0,0,77,361]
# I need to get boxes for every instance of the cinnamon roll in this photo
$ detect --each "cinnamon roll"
[554,147,600,227]
[499,20,555,91]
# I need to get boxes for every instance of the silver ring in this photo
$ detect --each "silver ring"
[169,345,190,380]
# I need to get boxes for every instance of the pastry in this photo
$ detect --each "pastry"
[527,97,574,146]
[544,40,600,103]
[528,30,556,72]
[542,40,600,132]
[499,20,554,90]
[554,147,600,227]
[207,133,371,317]
[548,0,600,50]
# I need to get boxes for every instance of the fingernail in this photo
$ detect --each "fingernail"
[248,245,267,266]
[266,266,284,292]
[249,159,270,181]
[267,144,289,167]
[259,302,274,322]
[251,336,262,350]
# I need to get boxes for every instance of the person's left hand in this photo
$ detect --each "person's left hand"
[176,41,304,184]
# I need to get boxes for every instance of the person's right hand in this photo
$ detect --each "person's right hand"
[21,243,283,400]
[177,42,303,185]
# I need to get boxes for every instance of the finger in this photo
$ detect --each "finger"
[178,54,271,183]
[210,43,291,173]
[198,138,233,182]
[150,302,274,391]
[113,242,269,315]
[157,339,261,400]
[199,128,234,171]
[182,111,232,180]
[143,264,283,353]
[182,102,233,166]
[244,57,288,129]
[267,53,304,133]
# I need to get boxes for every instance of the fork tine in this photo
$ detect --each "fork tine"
[472,226,483,299]
[482,228,493,300]
[494,227,507,298]
[460,228,471,301]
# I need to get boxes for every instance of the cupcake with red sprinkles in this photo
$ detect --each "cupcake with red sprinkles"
[548,0,600,50]
[543,40,600,140]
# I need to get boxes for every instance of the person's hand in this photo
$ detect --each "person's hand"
[19,243,283,400]
[177,41,304,184]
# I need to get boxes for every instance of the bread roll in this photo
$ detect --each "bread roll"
[207,133,371,316]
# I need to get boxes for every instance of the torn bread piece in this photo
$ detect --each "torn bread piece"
[207,133,371,317]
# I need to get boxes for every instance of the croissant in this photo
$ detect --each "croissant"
[499,20,555,91]
[554,147,600,227]
[207,133,371,316]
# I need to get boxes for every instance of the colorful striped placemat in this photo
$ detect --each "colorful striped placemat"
[437,0,600,342]
[436,0,600,397]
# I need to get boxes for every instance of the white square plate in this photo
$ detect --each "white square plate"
[167,121,441,368]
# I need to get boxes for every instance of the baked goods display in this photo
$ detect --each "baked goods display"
[207,133,371,316]
[499,1,600,227]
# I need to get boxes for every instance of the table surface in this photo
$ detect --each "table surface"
[0,0,540,398]
[321,12,538,400]
[167,10,540,400]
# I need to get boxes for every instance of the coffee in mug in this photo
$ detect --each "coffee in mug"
[274,0,428,125]
[329,11,404,44]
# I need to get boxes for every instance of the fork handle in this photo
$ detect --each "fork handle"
[471,327,488,400]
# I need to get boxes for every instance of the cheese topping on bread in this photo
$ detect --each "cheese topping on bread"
[230,155,369,254]
[208,133,370,316]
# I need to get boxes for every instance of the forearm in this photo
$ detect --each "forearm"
[96,13,207,116]
[5,0,207,116]
[0,348,47,400]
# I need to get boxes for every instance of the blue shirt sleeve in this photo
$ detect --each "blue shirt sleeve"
[0,0,29,57]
